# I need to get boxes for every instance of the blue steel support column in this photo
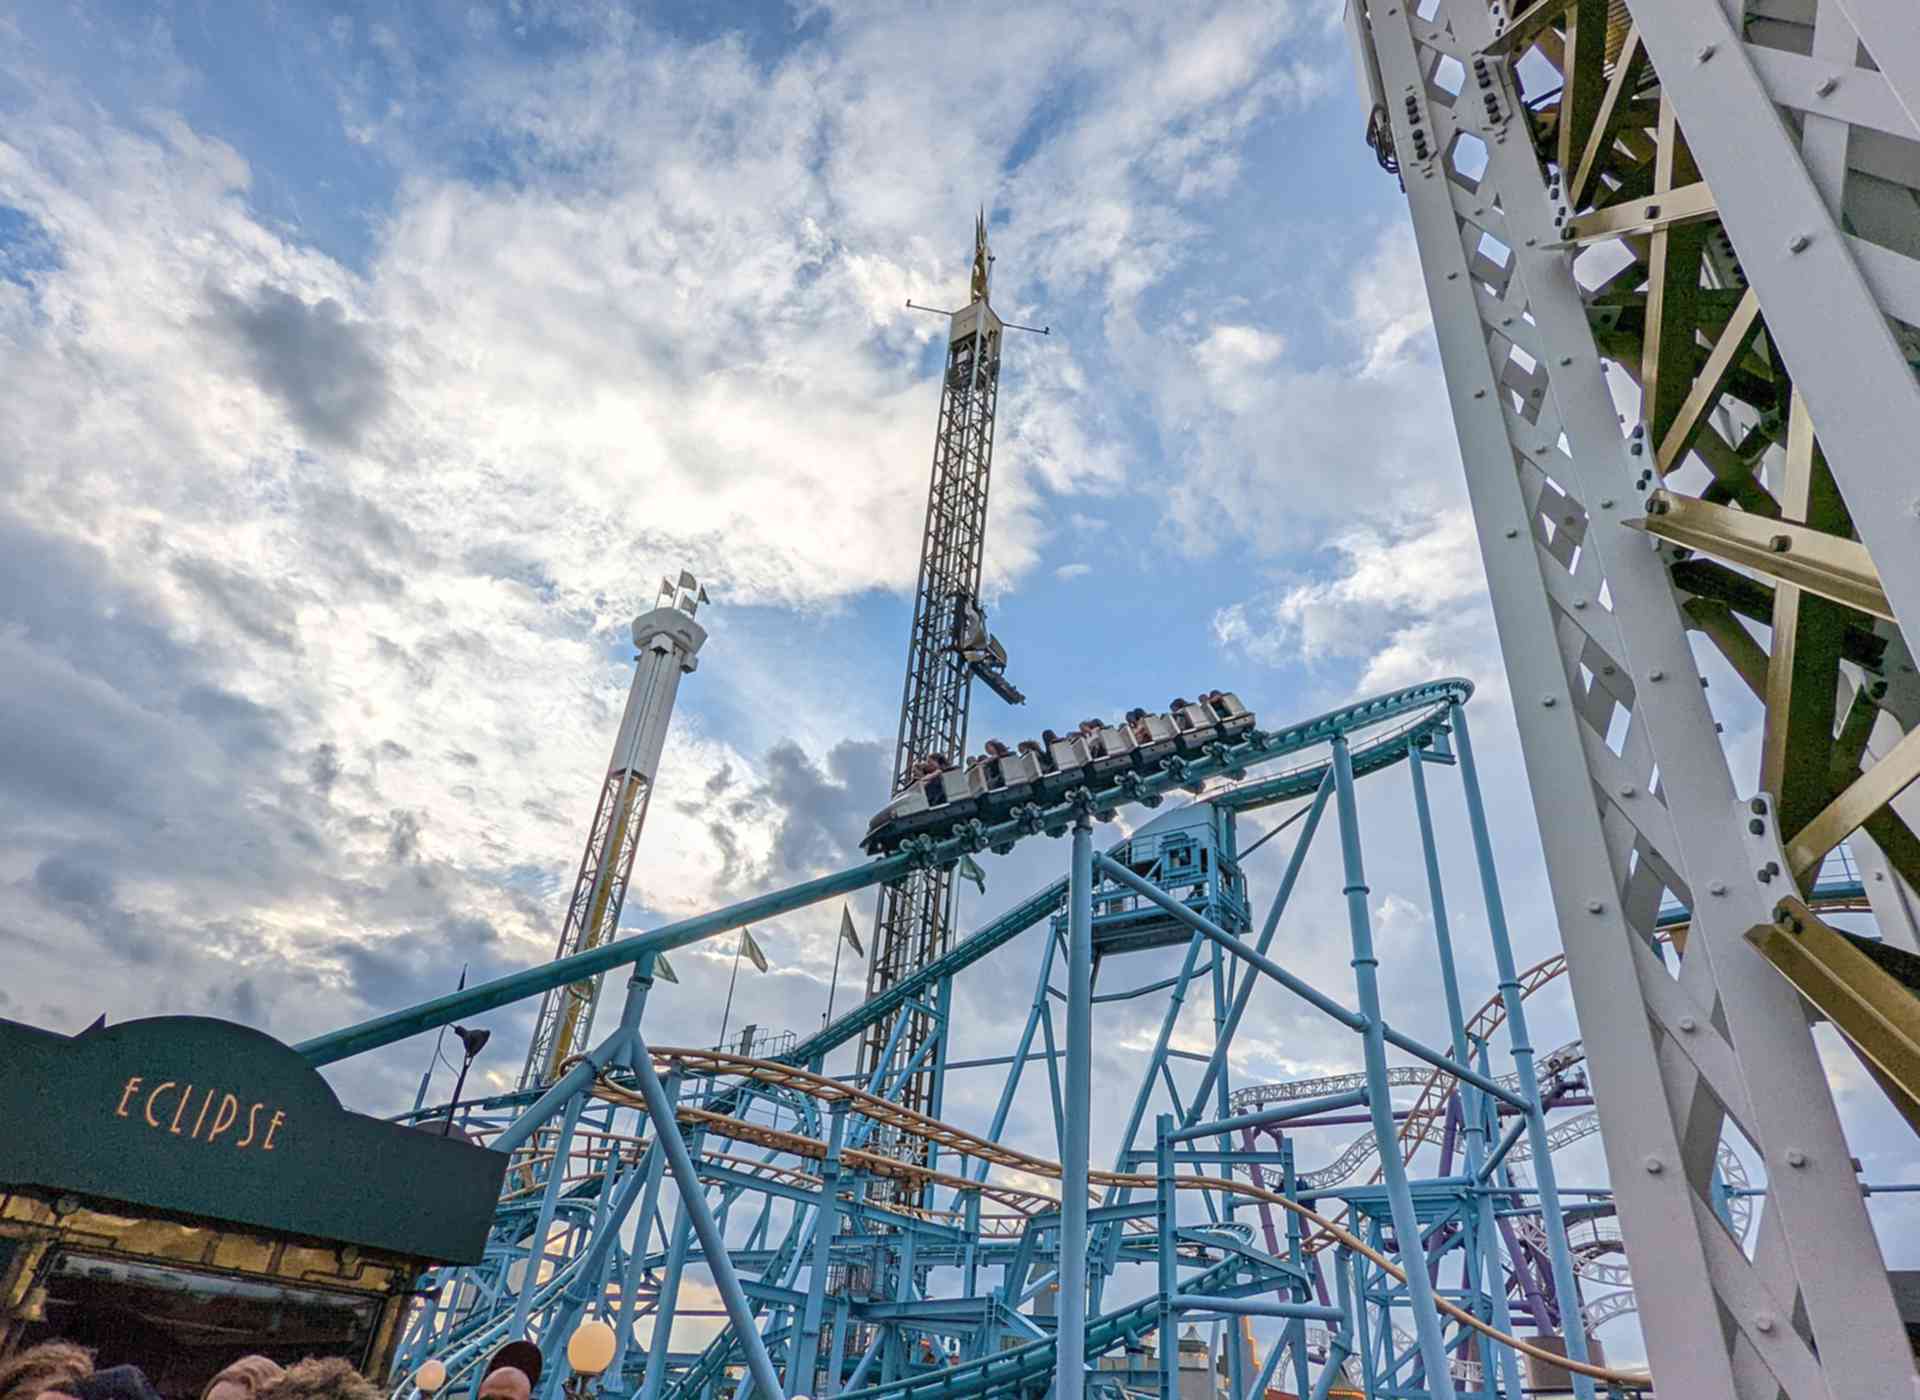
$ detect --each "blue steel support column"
[1207,951,1246,1400]
[1449,704,1594,1398]
[1095,922,1206,1300]
[508,1091,590,1343]
[641,1193,696,1399]
[824,1294,852,1397]
[1281,1140,1309,1400]
[974,932,1057,1170]
[1315,1253,1357,1400]
[1407,745,1520,1400]
[610,1132,672,1383]
[1180,775,1336,1126]
[1057,817,1093,1400]
[926,973,955,1201]
[791,1101,848,1391]
[1329,735,1457,1400]
[494,1022,632,1157]
[1155,1115,1177,1400]
[1093,779,1336,1315]
[629,1036,787,1400]
[1347,1249,1374,1400]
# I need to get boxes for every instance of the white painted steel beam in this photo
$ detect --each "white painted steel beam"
[1348,1,1919,1393]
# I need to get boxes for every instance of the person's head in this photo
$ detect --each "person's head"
[0,1342,94,1400]
[477,1337,541,1400]
[66,1367,162,1400]
[202,1357,284,1400]
[257,1360,378,1400]
[475,1370,529,1400]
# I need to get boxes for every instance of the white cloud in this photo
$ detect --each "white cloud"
[1349,221,1433,377]
[1055,562,1092,581]
[1192,322,1287,412]
[1212,508,1499,694]
[1119,223,1461,559]
[0,3,1343,1096]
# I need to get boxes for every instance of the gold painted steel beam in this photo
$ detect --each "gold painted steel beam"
[1786,723,1920,878]
[1605,352,1775,513]
[1485,0,1575,58]
[1562,180,1715,244]
[1655,288,1764,474]
[1680,580,1920,894]
[1639,98,1708,456]
[1570,23,1646,207]
[1557,0,1611,180]
[1747,898,1920,1134]
[1627,490,1891,622]
[1762,394,1851,854]
[1825,700,1920,900]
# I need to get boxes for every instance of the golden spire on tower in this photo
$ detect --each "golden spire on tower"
[970,208,991,304]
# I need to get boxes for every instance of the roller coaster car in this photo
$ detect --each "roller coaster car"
[977,739,1042,803]
[861,692,1256,856]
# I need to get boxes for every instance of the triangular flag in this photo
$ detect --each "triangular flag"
[652,953,679,985]
[959,853,987,896]
[741,927,769,974]
[697,585,711,605]
[661,576,675,599]
[839,906,865,958]
[678,568,697,590]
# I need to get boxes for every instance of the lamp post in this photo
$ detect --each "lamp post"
[564,1319,618,1400]
[442,1025,491,1137]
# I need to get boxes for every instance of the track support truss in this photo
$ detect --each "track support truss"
[1348,0,1920,1393]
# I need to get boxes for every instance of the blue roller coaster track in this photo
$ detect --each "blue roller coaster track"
[305,679,1667,1400]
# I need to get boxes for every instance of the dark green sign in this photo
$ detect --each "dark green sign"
[0,1015,507,1264]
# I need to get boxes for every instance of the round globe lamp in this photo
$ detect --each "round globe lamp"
[567,1319,618,1379]
[415,1360,448,1397]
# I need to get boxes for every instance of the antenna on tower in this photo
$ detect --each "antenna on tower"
[906,210,1050,333]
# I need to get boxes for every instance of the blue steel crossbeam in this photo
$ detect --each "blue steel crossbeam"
[324,678,1661,1400]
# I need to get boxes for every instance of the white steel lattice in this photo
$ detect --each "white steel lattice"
[1349,1,1920,1394]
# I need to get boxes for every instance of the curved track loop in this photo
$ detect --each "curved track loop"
[1233,879,1874,1197]
[563,1049,1647,1390]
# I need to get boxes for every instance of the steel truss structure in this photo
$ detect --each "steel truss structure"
[865,217,1009,1129]
[520,589,708,1090]
[300,681,1682,1400]
[1346,0,1920,1394]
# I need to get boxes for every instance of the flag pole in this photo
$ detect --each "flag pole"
[413,963,467,1115]
[825,928,845,1028]
[717,934,744,1051]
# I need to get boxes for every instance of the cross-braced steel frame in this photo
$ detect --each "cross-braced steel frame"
[299,680,1679,1400]
[1346,1,1920,1393]
[865,237,1007,1131]
[520,602,706,1090]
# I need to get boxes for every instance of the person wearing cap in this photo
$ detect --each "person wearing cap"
[477,1342,543,1400]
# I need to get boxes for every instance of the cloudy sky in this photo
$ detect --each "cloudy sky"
[2,0,1914,1363]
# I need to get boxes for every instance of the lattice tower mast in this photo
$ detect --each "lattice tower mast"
[860,216,1006,1123]
[519,584,708,1090]
[1345,1,1920,1395]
